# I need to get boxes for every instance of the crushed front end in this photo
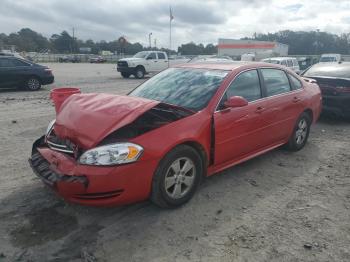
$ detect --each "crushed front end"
[28,93,194,206]
[29,131,158,206]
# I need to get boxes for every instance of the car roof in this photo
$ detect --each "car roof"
[309,62,350,69]
[175,61,287,71]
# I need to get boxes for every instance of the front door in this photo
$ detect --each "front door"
[156,52,169,71]
[145,52,158,72]
[214,69,268,166]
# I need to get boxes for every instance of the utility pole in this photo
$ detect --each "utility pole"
[72,27,75,54]
[149,32,152,49]
[169,6,173,52]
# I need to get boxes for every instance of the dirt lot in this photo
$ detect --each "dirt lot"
[0,63,349,262]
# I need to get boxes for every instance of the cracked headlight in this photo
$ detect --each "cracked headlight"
[79,143,143,166]
[46,119,55,135]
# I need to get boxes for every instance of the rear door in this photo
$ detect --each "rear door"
[214,69,268,166]
[156,52,169,71]
[259,68,305,144]
[1,58,33,87]
[145,52,158,72]
[0,58,18,87]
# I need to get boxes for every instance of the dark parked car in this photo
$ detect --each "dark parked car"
[302,62,350,118]
[58,55,81,63]
[89,56,106,63]
[0,56,54,91]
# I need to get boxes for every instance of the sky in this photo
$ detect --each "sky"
[1,0,350,49]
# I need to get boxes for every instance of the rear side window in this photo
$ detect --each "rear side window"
[225,70,262,102]
[157,52,166,59]
[261,69,291,96]
[289,74,302,89]
[287,60,293,67]
[281,60,287,66]
[12,59,30,66]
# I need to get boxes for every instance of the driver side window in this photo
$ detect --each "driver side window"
[218,70,262,110]
[147,52,156,60]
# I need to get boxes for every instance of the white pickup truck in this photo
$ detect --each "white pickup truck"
[117,51,169,79]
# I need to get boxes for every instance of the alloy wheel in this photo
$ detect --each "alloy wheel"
[164,157,196,199]
[295,118,308,145]
[27,78,40,90]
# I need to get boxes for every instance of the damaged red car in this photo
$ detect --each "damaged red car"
[29,62,322,208]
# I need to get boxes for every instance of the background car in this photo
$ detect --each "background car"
[189,55,233,63]
[302,62,350,118]
[29,62,321,208]
[319,53,342,63]
[89,56,106,63]
[0,56,54,90]
[261,57,301,74]
[58,55,81,63]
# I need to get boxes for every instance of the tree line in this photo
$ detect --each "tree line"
[1,28,349,55]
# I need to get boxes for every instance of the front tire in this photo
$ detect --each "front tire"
[134,67,145,79]
[287,112,311,151]
[151,145,203,208]
[26,77,41,91]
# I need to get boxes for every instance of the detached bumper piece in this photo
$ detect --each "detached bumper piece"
[29,152,88,187]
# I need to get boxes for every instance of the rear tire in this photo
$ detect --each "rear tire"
[151,145,203,208]
[26,77,41,91]
[286,112,311,151]
[121,72,130,78]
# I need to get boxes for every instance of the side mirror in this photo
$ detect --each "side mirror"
[224,96,248,108]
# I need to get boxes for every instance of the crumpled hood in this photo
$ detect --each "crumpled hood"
[54,93,159,149]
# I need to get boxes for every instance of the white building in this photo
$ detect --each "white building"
[218,39,289,58]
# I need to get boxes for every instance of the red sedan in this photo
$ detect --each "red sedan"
[29,62,321,208]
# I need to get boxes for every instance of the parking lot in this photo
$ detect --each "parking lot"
[0,63,349,262]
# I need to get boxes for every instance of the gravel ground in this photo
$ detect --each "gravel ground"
[0,63,349,262]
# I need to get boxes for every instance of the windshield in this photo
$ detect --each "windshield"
[320,57,336,62]
[133,51,149,58]
[303,64,350,79]
[129,68,229,111]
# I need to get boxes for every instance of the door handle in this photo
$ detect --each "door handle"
[154,61,158,63]
[293,97,300,103]
[255,106,265,113]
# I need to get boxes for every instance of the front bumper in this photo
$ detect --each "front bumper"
[322,94,350,117]
[117,66,136,74]
[41,76,54,85]
[29,137,158,206]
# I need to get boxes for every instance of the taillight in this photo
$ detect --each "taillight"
[45,68,52,75]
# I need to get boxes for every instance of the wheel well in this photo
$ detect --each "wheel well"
[304,108,313,123]
[135,65,145,72]
[181,141,208,178]
[27,75,42,84]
